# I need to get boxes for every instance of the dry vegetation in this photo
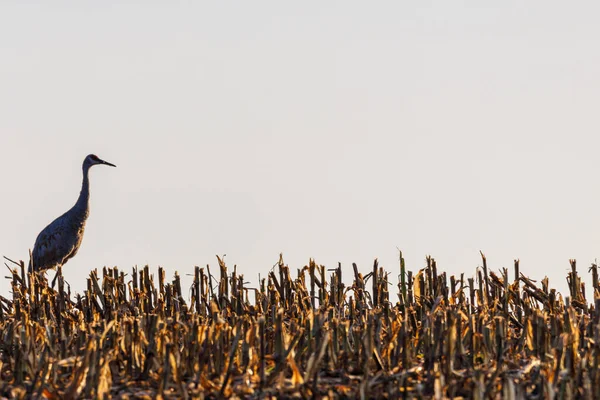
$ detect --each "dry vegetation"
[0,252,599,399]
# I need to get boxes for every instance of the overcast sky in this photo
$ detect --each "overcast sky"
[1,2,599,299]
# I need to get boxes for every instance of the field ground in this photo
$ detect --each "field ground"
[0,253,598,399]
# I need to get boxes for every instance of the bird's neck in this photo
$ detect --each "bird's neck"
[74,166,90,211]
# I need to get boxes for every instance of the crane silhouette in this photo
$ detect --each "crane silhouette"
[28,154,116,273]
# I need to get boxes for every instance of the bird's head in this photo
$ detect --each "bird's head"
[84,154,117,169]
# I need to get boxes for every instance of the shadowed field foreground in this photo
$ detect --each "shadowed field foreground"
[0,253,599,399]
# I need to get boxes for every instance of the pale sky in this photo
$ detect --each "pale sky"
[1,2,599,299]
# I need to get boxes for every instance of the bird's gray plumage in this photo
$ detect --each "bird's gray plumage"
[29,154,116,272]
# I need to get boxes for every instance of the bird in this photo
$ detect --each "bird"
[28,154,116,273]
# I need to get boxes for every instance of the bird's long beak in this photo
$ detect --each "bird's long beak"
[101,159,117,167]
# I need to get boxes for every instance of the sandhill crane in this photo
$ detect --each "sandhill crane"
[28,154,116,273]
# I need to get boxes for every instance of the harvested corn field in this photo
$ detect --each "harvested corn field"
[0,253,598,399]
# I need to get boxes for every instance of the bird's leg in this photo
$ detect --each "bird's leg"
[51,268,61,289]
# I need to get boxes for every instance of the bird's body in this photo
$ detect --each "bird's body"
[29,154,116,272]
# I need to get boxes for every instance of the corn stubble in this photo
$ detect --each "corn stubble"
[0,253,599,399]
